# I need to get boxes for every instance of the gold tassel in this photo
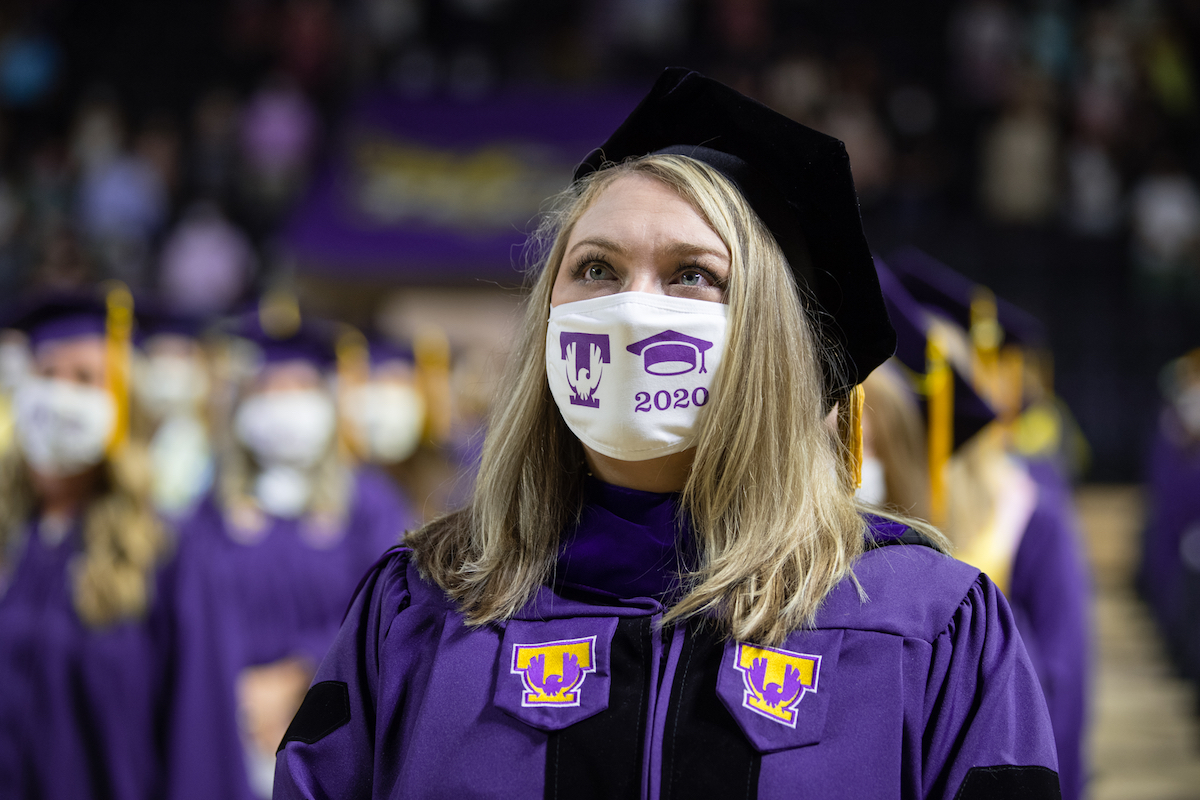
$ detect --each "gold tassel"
[414,326,452,444]
[103,282,134,455]
[969,287,1002,406]
[336,326,371,458]
[926,331,954,528]
[838,384,866,491]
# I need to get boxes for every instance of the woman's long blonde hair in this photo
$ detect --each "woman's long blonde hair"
[862,360,932,521]
[409,154,880,645]
[0,442,168,627]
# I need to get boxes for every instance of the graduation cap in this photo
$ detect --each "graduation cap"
[877,262,997,449]
[4,284,136,451]
[886,246,1046,421]
[574,67,895,402]
[224,292,338,370]
[886,246,1046,350]
[133,299,210,346]
[876,259,998,525]
[626,329,715,376]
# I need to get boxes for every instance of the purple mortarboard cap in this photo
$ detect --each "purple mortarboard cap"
[225,303,338,369]
[3,290,115,348]
[575,67,896,401]
[876,259,996,449]
[367,336,415,367]
[134,298,209,345]
[886,246,1046,349]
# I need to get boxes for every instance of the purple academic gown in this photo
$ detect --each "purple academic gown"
[1008,463,1092,800]
[0,522,166,800]
[1138,410,1200,664]
[275,479,1061,799]
[165,467,412,800]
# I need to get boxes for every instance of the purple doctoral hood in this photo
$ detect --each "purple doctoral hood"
[280,87,641,280]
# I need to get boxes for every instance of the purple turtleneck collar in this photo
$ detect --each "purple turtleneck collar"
[555,476,694,601]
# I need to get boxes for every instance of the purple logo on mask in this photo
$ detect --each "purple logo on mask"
[560,332,610,408]
[626,330,714,376]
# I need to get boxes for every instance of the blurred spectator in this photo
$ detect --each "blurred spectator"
[1064,139,1122,236]
[1130,155,1200,278]
[238,76,318,223]
[190,88,241,202]
[159,202,257,316]
[980,73,1060,224]
[0,27,60,108]
[949,0,1022,107]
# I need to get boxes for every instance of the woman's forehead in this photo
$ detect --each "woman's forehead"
[567,173,728,255]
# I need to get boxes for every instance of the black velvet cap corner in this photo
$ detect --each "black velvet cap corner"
[573,67,896,399]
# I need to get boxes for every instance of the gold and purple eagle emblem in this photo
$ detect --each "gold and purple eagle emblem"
[733,643,821,727]
[510,636,597,707]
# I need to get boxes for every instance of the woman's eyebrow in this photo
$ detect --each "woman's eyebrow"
[566,236,627,257]
[662,241,729,261]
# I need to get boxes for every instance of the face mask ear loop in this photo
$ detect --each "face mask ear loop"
[336,325,371,460]
[104,282,134,456]
[837,383,866,493]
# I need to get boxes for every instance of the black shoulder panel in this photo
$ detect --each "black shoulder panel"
[277,680,352,753]
[867,527,942,551]
[954,765,1062,800]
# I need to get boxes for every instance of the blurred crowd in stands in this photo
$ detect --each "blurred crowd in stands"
[0,0,1199,470]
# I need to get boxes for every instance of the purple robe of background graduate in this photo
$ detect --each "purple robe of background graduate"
[1138,406,1200,668]
[162,309,416,800]
[275,480,1061,799]
[1008,466,1092,800]
[165,467,410,800]
[0,522,168,800]
[0,292,172,800]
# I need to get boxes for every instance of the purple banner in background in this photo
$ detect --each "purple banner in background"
[281,88,640,281]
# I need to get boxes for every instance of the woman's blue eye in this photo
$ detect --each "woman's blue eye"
[680,270,704,286]
[586,265,609,280]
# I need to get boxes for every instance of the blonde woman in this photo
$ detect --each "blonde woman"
[0,291,169,799]
[276,70,1061,800]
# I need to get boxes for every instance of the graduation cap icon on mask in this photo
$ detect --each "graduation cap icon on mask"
[626,330,715,376]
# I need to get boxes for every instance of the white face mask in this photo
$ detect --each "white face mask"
[133,354,210,419]
[253,465,313,519]
[234,389,336,471]
[14,377,116,477]
[855,454,887,506]
[0,341,31,392]
[343,382,426,464]
[1177,385,1200,438]
[546,292,728,461]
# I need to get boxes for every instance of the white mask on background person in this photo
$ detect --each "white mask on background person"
[1176,384,1200,438]
[14,377,116,477]
[234,389,336,471]
[855,454,887,506]
[0,341,31,393]
[253,465,312,519]
[133,354,210,420]
[545,292,728,461]
[343,382,426,464]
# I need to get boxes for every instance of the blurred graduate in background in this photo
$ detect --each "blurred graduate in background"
[163,293,415,800]
[1140,349,1200,690]
[867,253,1092,800]
[0,287,172,799]
[130,302,215,520]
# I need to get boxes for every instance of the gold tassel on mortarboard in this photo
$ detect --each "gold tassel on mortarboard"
[103,282,134,455]
[837,383,867,492]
